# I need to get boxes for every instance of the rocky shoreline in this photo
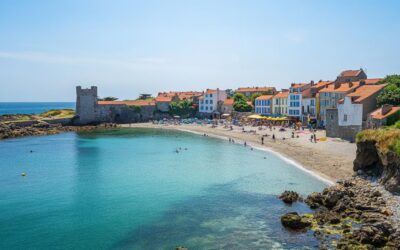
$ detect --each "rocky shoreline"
[280,177,400,249]
[0,121,117,140]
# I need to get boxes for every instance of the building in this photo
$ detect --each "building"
[221,99,234,114]
[272,90,289,116]
[154,91,203,112]
[325,84,386,141]
[236,86,277,97]
[319,81,361,125]
[335,69,367,83]
[154,94,179,112]
[318,78,383,125]
[199,89,227,114]
[367,105,400,128]
[288,83,312,119]
[75,86,157,124]
[255,95,273,115]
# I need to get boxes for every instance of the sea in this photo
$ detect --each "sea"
[0,128,327,249]
[0,102,75,115]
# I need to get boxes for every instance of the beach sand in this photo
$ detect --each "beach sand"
[123,123,357,183]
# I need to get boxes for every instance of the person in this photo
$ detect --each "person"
[314,133,317,143]
[310,134,314,142]
[244,141,247,147]
[229,138,232,143]
[291,132,295,138]
[272,134,276,141]
[261,136,264,145]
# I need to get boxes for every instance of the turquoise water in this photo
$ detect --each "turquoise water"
[0,128,326,249]
[0,102,75,115]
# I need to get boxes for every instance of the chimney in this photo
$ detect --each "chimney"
[310,80,315,86]
[382,104,393,116]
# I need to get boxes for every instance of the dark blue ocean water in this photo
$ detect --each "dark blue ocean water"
[0,102,75,115]
[0,128,326,249]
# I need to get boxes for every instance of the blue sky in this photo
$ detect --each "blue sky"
[1,0,399,101]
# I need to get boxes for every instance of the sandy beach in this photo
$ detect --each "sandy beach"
[124,122,357,183]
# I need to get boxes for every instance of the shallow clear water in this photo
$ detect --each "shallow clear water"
[0,102,75,115]
[0,128,326,249]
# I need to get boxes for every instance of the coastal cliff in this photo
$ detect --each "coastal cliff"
[354,128,400,193]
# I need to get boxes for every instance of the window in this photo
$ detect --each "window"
[210,100,213,104]
[344,114,348,122]
[205,106,208,110]
[205,100,208,104]
[209,94,213,97]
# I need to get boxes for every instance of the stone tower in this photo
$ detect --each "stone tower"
[76,86,98,124]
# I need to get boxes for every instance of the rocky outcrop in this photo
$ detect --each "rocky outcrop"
[0,122,115,140]
[279,191,301,204]
[279,178,400,249]
[280,212,311,230]
[354,140,400,193]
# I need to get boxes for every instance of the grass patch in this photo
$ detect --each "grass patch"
[39,109,75,118]
[356,128,400,156]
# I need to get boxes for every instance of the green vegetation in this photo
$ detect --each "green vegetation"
[169,100,196,118]
[39,109,75,118]
[377,75,400,106]
[233,93,252,112]
[128,105,141,113]
[98,97,118,101]
[356,128,400,156]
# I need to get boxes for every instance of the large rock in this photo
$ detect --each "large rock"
[280,212,311,230]
[354,140,400,193]
[279,190,300,204]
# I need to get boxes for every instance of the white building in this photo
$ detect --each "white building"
[255,95,273,115]
[337,96,363,126]
[199,89,227,113]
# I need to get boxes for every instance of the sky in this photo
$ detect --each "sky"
[1,0,400,101]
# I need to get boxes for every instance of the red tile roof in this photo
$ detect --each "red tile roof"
[98,100,155,106]
[273,91,289,98]
[339,69,363,77]
[319,82,361,93]
[156,91,203,101]
[206,89,217,94]
[290,83,308,88]
[255,95,274,100]
[155,96,174,102]
[370,106,400,120]
[345,84,386,103]
[223,99,234,105]
[236,87,275,93]
[314,81,332,89]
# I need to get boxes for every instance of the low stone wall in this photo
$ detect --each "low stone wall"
[326,108,361,142]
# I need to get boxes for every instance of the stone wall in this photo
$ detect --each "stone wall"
[326,108,361,142]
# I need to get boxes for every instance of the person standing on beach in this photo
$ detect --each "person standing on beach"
[261,136,264,145]
[313,133,317,143]
[272,134,275,142]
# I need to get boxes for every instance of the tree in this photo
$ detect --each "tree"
[169,100,196,118]
[233,100,252,112]
[233,92,247,102]
[98,97,118,101]
[377,75,400,106]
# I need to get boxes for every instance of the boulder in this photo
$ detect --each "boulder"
[280,212,311,230]
[279,191,300,204]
